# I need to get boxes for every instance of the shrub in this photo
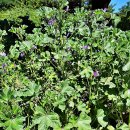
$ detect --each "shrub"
[0,3,130,130]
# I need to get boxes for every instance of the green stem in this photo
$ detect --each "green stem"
[129,109,130,128]
[90,45,93,67]
[27,114,30,127]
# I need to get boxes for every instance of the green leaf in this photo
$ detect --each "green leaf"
[53,96,66,112]
[104,42,115,54]
[69,101,74,108]
[0,122,4,127]
[65,112,91,130]
[107,125,115,130]
[60,80,75,96]
[0,87,14,102]
[32,106,61,130]
[61,85,75,96]
[122,61,130,71]
[0,44,5,50]
[100,77,116,88]
[124,90,130,99]
[126,99,130,107]
[77,112,91,130]
[117,123,129,130]
[92,30,100,38]
[4,117,25,130]
[9,46,20,59]
[16,81,41,97]
[77,101,86,112]
[80,66,93,78]
[113,16,121,27]
[21,41,33,51]
[43,34,53,43]
[97,109,108,127]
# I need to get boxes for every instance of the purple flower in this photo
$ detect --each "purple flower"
[20,52,25,57]
[14,64,16,67]
[48,18,56,25]
[51,58,56,63]
[65,6,69,12]
[52,58,55,61]
[2,63,7,69]
[103,8,107,12]
[93,70,99,77]
[33,45,37,49]
[66,32,71,38]
[67,61,72,65]
[84,1,89,5]
[82,45,90,49]
[67,47,71,51]
[0,52,6,57]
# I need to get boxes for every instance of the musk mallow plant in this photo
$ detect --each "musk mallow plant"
[0,4,130,130]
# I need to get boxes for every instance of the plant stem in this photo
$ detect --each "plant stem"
[90,45,93,67]
[129,109,130,128]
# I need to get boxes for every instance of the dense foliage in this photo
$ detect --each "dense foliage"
[117,1,130,31]
[0,0,130,129]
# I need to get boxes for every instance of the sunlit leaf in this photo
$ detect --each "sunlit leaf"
[122,61,130,71]
[117,123,129,130]
[97,109,108,127]
[77,112,91,130]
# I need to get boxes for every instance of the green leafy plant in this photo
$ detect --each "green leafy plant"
[0,1,130,129]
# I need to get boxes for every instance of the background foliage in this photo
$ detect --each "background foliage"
[0,0,130,129]
[117,1,130,31]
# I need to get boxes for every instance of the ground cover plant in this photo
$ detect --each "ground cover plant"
[0,0,130,129]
